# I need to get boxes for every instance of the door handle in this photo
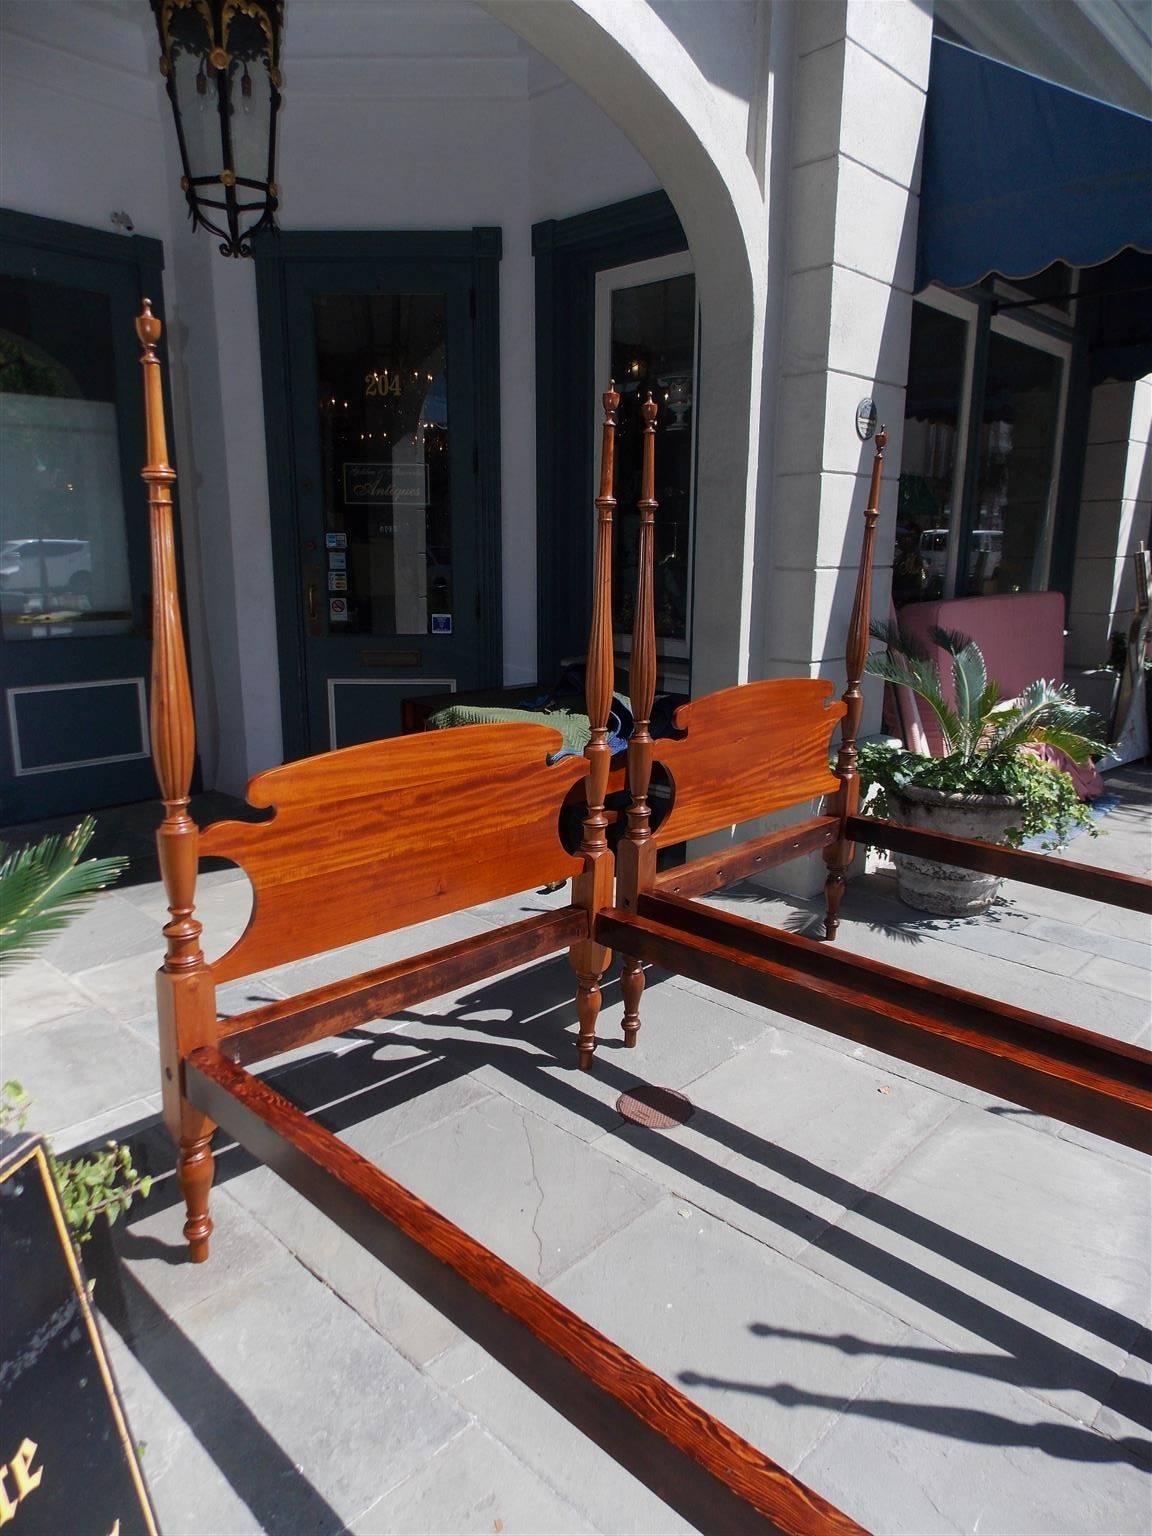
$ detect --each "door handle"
[307,581,317,620]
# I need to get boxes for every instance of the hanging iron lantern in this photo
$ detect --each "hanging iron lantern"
[151,0,284,257]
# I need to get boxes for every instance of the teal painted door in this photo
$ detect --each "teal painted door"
[256,233,502,757]
[0,214,167,825]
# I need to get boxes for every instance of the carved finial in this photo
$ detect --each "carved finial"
[875,425,888,453]
[641,391,657,428]
[603,380,620,420]
[136,297,162,350]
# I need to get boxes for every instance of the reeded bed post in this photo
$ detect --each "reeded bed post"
[137,301,218,1262]
[617,393,659,1046]
[569,383,621,1069]
[824,426,886,941]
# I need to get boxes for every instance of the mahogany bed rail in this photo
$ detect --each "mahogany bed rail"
[596,894,1152,1154]
[186,1048,864,1536]
[847,814,1152,913]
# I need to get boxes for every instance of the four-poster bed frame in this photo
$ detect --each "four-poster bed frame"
[137,302,1151,1534]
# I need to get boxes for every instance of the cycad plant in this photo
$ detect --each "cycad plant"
[0,817,126,973]
[858,622,1106,847]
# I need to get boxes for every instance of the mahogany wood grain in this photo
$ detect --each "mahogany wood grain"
[824,428,886,940]
[619,393,660,1046]
[600,901,1152,1153]
[221,907,588,1067]
[846,816,1152,914]
[652,817,840,901]
[186,1049,865,1536]
[652,680,845,849]
[137,301,217,1262]
[571,385,623,1069]
[200,724,586,984]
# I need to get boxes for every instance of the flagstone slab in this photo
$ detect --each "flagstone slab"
[598,1025,956,1258]
[794,1327,1152,1535]
[0,1005,158,1133]
[101,1253,465,1536]
[430,1197,907,1532]
[352,1425,599,1535]
[799,1106,1152,1433]
[0,956,93,1031]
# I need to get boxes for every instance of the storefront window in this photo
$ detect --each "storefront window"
[597,260,697,654]
[892,293,1069,609]
[894,304,968,607]
[967,330,1063,594]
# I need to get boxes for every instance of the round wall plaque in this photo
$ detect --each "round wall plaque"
[855,398,877,441]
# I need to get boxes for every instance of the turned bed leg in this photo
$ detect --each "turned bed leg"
[824,425,885,942]
[177,1133,215,1263]
[575,970,605,1071]
[621,957,645,1047]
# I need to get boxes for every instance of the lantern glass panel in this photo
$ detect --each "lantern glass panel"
[229,57,273,185]
[169,35,219,182]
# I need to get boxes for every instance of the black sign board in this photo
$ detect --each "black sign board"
[0,1133,159,1535]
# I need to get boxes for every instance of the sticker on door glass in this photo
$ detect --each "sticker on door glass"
[328,551,347,571]
[329,597,348,622]
[431,614,452,635]
[328,572,348,591]
[325,532,347,550]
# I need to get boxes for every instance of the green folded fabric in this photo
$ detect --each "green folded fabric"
[426,704,591,755]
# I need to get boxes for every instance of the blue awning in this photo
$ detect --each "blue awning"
[917,39,1152,292]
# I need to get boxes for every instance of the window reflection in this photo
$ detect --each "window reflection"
[894,305,966,608]
[609,273,696,646]
[0,277,133,640]
[312,294,450,636]
[969,332,1062,594]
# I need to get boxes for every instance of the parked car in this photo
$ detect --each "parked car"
[0,538,91,612]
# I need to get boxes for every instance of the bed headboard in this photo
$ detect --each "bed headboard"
[653,680,845,848]
[201,726,585,983]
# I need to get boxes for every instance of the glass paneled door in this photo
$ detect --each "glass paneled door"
[0,214,164,824]
[259,233,500,756]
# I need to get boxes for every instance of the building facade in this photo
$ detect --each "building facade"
[1,0,1148,886]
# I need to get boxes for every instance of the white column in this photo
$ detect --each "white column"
[755,0,932,894]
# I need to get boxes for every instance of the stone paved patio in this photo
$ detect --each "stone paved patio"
[2,767,1149,1534]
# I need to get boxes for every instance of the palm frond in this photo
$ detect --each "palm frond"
[869,618,933,662]
[927,625,976,657]
[864,651,963,752]
[948,640,988,751]
[0,818,126,973]
[984,680,1105,764]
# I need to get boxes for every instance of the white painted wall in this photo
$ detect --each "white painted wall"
[0,0,668,793]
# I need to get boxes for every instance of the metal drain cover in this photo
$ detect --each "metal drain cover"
[616,1085,694,1130]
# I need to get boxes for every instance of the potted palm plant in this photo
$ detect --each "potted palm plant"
[858,623,1106,915]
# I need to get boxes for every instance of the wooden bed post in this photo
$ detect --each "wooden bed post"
[617,393,659,1046]
[569,384,620,1069]
[137,301,218,1261]
[823,425,886,940]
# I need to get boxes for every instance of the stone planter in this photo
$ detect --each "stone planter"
[886,784,1021,916]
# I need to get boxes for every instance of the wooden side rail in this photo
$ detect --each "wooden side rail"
[847,815,1152,914]
[598,900,1152,1154]
[652,817,840,902]
[219,907,588,1068]
[186,1050,864,1536]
